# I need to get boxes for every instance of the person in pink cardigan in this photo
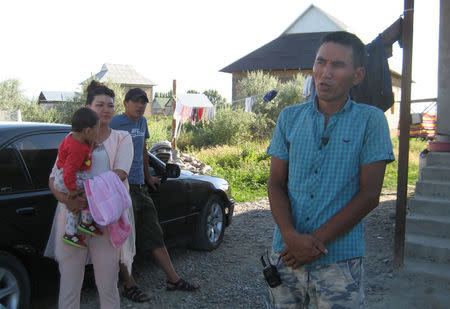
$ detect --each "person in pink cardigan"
[45,81,135,309]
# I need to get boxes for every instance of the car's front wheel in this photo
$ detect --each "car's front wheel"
[193,195,225,251]
[0,252,30,309]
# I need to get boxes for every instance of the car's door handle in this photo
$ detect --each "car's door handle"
[16,207,38,216]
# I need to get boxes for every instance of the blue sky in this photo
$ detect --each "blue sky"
[0,0,439,103]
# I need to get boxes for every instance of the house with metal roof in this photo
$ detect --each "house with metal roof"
[220,4,402,103]
[82,63,157,117]
[151,97,172,115]
[38,91,76,109]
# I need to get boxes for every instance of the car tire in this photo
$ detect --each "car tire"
[193,195,225,251]
[0,251,31,309]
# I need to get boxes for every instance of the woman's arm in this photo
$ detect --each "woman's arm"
[112,169,128,182]
[49,177,86,213]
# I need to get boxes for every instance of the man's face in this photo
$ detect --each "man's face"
[124,97,148,120]
[313,42,365,104]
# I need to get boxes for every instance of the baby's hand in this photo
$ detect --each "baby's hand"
[67,189,80,200]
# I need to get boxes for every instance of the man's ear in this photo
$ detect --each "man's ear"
[352,67,366,86]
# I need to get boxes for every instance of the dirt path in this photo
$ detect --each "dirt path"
[32,190,411,308]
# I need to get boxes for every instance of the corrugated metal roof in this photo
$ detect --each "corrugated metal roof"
[220,32,327,73]
[40,91,76,102]
[82,64,156,86]
[152,97,171,108]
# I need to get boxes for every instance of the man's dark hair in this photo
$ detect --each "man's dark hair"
[85,80,115,106]
[319,31,367,68]
[71,107,99,132]
[124,88,149,103]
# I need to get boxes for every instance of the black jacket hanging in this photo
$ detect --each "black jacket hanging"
[351,34,396,112]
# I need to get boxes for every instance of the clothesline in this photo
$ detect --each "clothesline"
[229,87,282,105]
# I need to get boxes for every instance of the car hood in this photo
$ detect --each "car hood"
[178,170,232,197]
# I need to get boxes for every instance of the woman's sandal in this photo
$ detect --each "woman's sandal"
[166,278,199,291]
[122,285,151,303]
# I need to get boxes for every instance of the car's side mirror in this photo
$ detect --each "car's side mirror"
[166,163,181,178]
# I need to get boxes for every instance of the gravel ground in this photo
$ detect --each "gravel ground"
[32,190,400,308]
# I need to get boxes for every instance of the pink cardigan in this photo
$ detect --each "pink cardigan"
[84,171,132,248]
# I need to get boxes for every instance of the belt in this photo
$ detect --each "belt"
[130,184,147,189]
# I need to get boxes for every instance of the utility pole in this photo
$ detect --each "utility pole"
[171,79,177,150]
[394,0,414,268]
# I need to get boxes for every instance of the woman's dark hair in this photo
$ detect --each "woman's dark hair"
[71,107,99,132]
[319,31,367,68]
[85,80,115,106]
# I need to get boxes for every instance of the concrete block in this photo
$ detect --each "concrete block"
[403,257,450,285]
[415,180,450,200]
[426,151,450,166]
[406,213,450,238]
[409,196,450,217]
[420,165,450,182]
[405,234,450,263]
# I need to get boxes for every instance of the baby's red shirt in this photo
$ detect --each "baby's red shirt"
[56,134,93,190]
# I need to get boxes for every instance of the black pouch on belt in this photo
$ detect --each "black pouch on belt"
[261,254,282,288]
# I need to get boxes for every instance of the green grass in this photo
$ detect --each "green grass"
[146,116,172,146]
[189,142,270,202]
[383,137,427,190]
[189,137,428,203]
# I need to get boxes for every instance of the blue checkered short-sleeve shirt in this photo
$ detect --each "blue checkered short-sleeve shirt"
[267,98,395,265]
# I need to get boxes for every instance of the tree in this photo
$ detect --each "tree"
[0,79,29,110]
[187,89,199,94]
[235,71,306,133]
[203,89,228,109]
[155,90,173,98]
[0,78,59,122]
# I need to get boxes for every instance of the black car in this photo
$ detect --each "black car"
[0,121,234,309]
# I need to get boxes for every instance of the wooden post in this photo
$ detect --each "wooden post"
[394,0,414,268]
[171,79,177,150]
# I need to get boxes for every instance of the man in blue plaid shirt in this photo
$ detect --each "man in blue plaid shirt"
[266,31,395,308]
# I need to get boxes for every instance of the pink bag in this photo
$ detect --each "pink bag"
[84,171,132,248]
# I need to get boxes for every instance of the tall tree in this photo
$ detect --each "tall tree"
[203,89,228,109]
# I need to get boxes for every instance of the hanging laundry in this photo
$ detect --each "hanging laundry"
[303,76,312,101]
[172,93,215,123]
[350,34,396,111]
[197,108,203,121]
[244,97,252,112]
[244,96,256,112]
[263,90,278,102]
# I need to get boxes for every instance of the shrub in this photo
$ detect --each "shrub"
[190,142,270,202]
[147,116,172,145]
[0,79,61,123]
[178,108,256,149]
[235,71,306,136]
[383,137,426,191]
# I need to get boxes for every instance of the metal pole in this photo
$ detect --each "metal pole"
[394,0,414,268]
[171,79,177,150]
